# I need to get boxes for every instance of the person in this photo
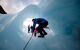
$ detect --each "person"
[32,18,48,38]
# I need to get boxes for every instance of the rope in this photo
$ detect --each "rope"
[23,33,33,50]
[22,26,49,50]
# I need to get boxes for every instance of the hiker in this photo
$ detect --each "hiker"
[32,18,48,38]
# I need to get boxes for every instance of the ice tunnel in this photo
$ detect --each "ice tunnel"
[0,0,80,50]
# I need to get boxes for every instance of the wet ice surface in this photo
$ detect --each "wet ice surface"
[0,0,80,50]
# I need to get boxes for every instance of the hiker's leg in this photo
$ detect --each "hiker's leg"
[37,24,44,37]
[42,29,47,35]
